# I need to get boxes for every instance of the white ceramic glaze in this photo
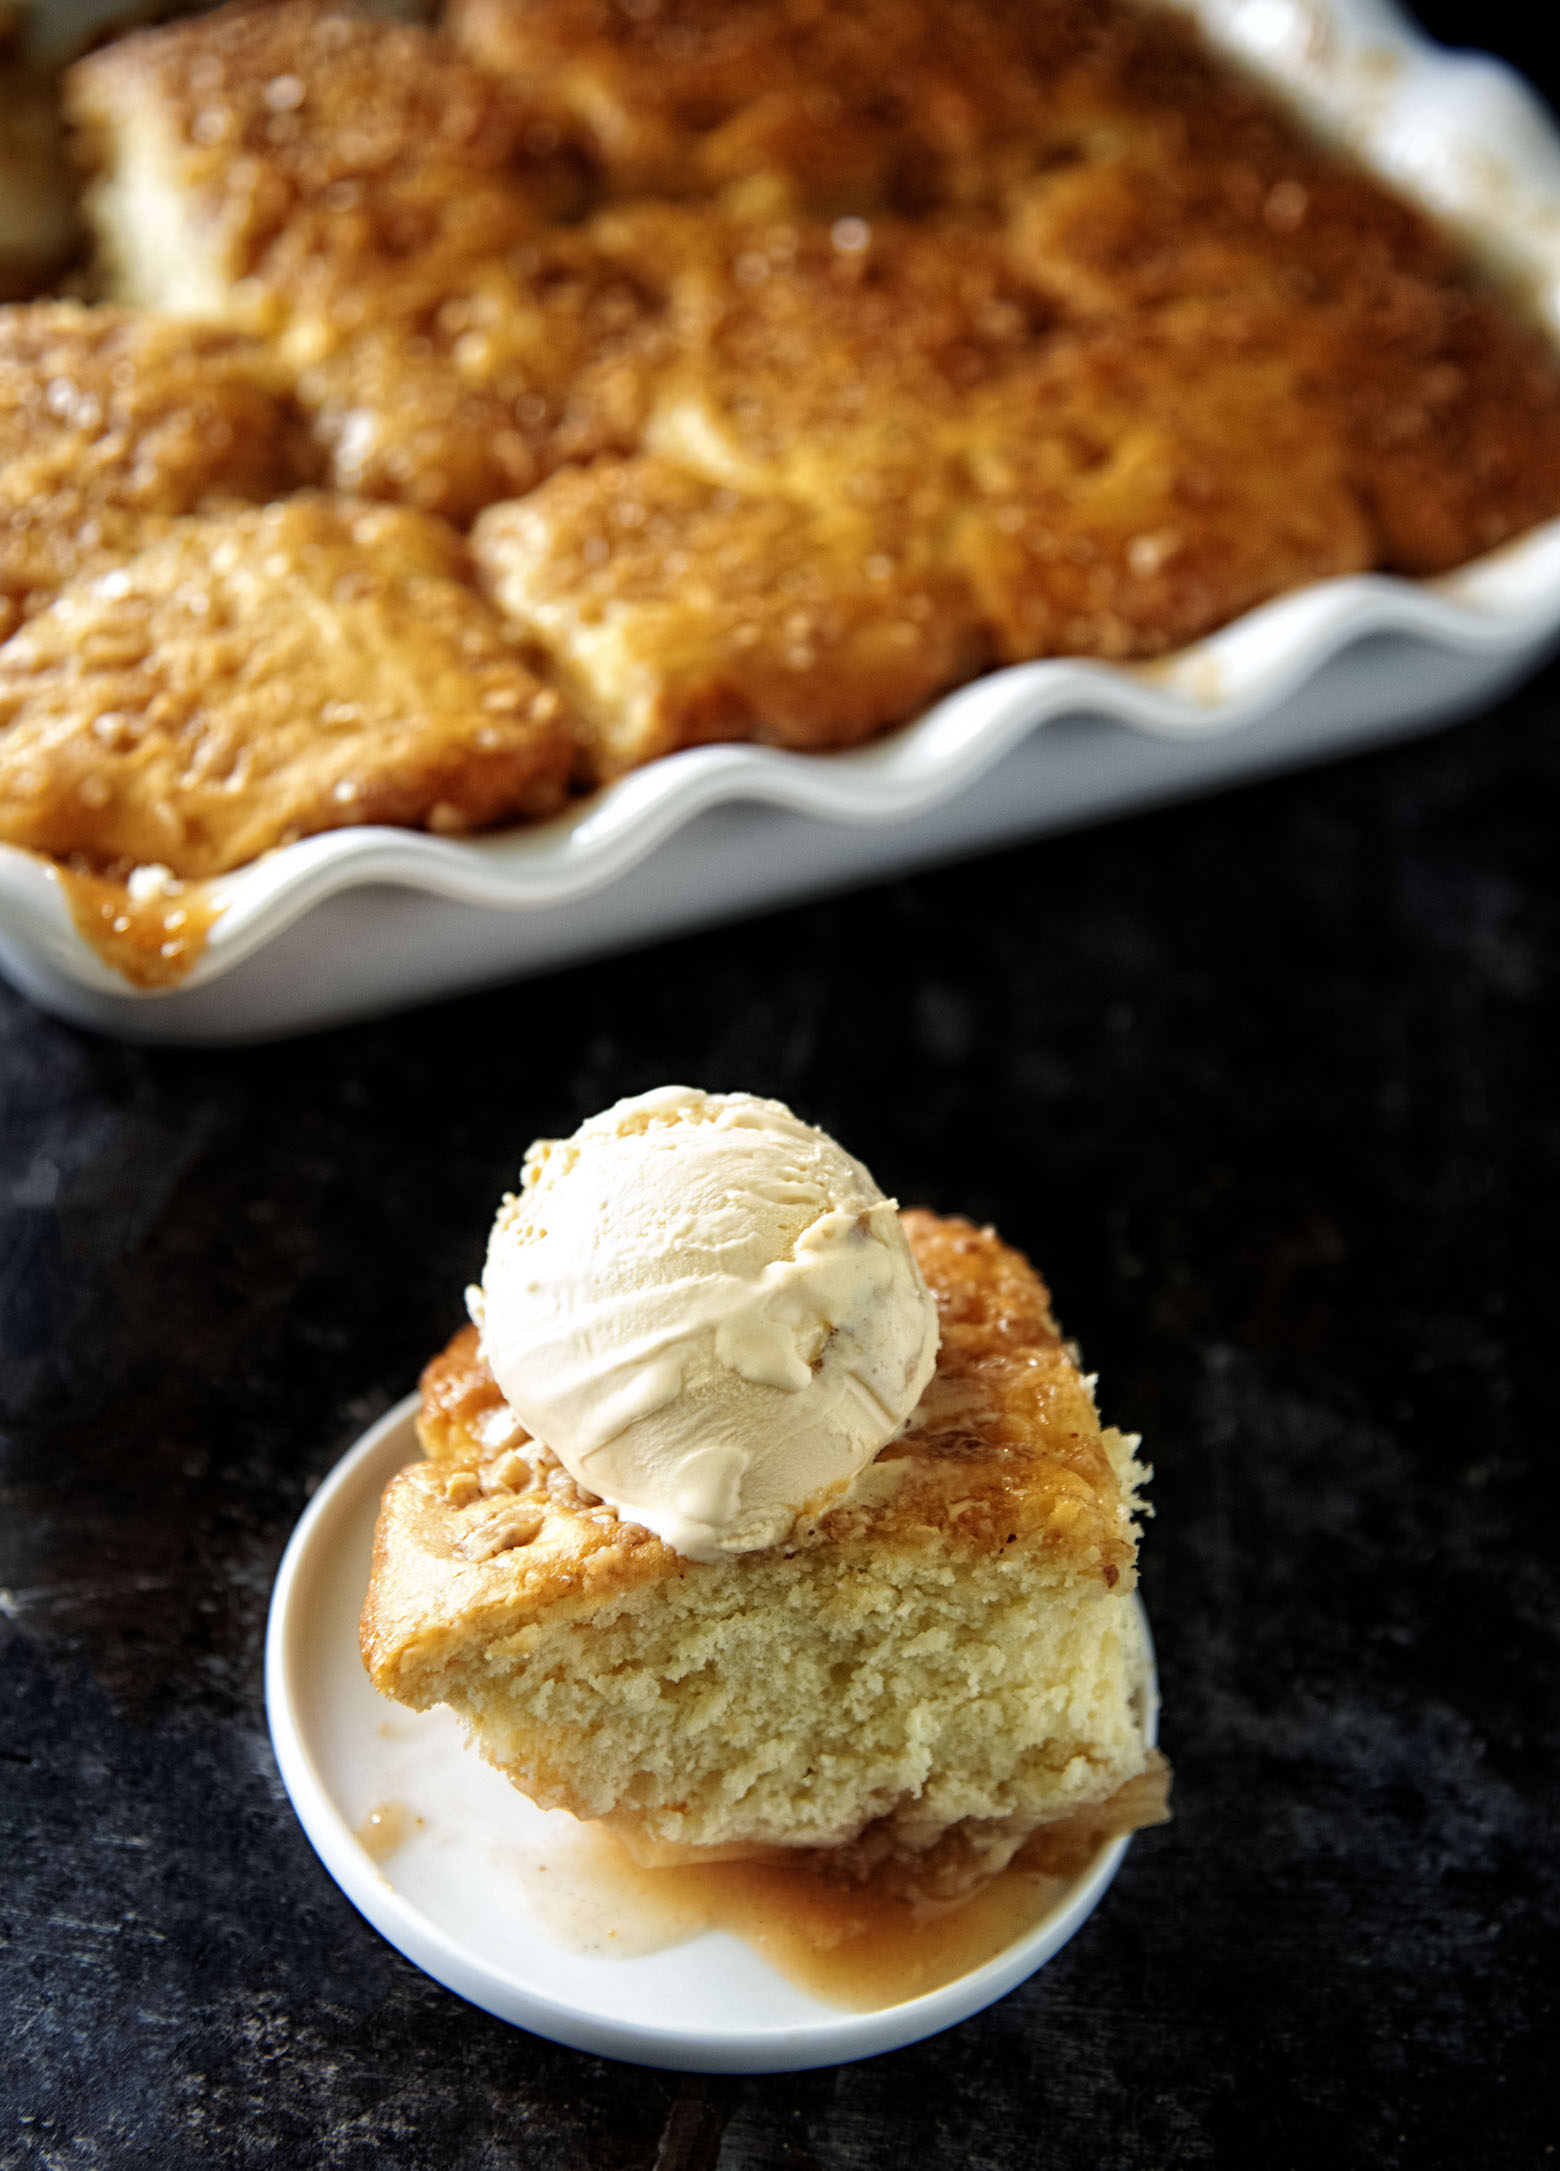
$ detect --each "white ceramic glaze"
[264,1398,1159,2071]
[6,0,1560,1040]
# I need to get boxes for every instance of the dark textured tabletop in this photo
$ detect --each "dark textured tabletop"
[5,6,1560,2167]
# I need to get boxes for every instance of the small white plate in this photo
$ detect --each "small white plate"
[265,1397,1160,2073]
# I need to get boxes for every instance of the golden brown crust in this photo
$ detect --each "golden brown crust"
[68,0,538,193]
[448,0,1174,214]
[64,0,576,320]
[952,319,1372,662]
[998,116,1560,579]
[890,1209,1134,1567]
[464,203,1374,757]
[361,1211,1138,1699]
[71,0,1560,580]
[451,0,1560,576]
[0,302,310,638]
[0,493,573,876]
[288,230,667,523]
[65,4,665,522]
[38,0,1560,873]
[473,456,981,775]
[416,1321,517,1467]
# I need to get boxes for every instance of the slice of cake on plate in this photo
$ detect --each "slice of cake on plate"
[362,1089,1167,1894]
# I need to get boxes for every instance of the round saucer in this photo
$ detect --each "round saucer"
[265,1396,1157,2073]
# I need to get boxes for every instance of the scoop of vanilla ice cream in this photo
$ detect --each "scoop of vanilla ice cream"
[473,1086,940,1561]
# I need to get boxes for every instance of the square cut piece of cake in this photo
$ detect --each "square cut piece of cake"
[0,494,574,878]
[362,1211,1166,1886]
[473,457,982,778]
[63,0,569,330]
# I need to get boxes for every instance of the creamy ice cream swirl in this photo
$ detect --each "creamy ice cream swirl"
[474,1086,940,1560]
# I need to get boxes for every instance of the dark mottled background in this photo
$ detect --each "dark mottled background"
[5,5,1560,2166]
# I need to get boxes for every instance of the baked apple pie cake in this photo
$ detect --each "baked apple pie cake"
[2,0,1560,970]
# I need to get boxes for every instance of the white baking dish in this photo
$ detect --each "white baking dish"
[4,0,1560,1043]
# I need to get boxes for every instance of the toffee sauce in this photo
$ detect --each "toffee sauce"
[572,1838,1078,2010]
[57,867,221,988]
[357,1760,1169,2012]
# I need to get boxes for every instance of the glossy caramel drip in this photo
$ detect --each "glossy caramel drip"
[56,866,221,988]
[355,1801,423,1862]
[532,1760,1171,2012]
[591,1845,1076,2010]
